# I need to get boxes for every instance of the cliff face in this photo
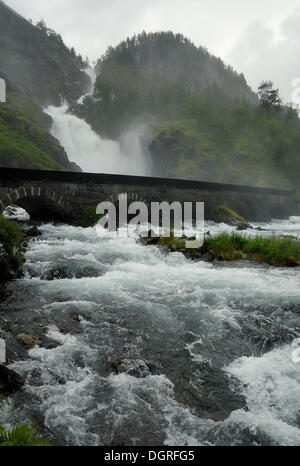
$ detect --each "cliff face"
[0,0,89,106]
[0,105,81,171]
[0,1,86,172]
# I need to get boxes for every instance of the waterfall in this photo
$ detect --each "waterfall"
[45,68,151,175]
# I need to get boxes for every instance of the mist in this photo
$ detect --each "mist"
[45,104,152,176]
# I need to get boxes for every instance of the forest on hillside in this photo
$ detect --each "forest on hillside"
[73,32,300,189]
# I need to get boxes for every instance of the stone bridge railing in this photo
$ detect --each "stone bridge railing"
[0,167,296,222]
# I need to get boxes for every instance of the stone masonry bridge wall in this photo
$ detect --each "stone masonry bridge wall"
[0,168,297,223]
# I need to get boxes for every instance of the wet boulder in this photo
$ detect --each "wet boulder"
[110,358,151,378]
[24,225,42,237]
[17,333,41,349]
[212,205,249,228]
[255,226,268,231]
[236,222,253,231]
[138,230,160,246]
[43,267,73,281]
[0,365,23,394]
[69,313,82,322]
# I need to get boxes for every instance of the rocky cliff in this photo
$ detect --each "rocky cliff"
[0,0,89,106]
[0,0,87,171]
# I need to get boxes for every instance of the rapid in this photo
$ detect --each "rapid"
[0,217,299,446]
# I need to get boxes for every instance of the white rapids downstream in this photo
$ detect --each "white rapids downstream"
[0,217,300,446]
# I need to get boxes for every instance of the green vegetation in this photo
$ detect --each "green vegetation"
[159,232,300,267]
[36,19,89,70]
[0,424,52,446]
[5,92,52,131]
[75,205,104,227]
[203,233,300,266]
[212,206,245,225]
[76,32,255,139]
[75,32,300,189]
[150,97,300,188]
[0,106,67,170]
[0,3,89,107]
[0,214,28,280]
[96,32,255,103]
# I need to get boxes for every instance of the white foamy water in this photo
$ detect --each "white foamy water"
[0,218,299,445]
[45,66,150,176]
[45,105,150,175]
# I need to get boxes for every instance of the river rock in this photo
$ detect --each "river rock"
[17,333,41,348]
[255,226,268,231]
[110,358,151,378]
[69,313,82,322]
[43,267,73,281]
[212,205,251,228]
[0,365,24,394]
[137,230,160,246]
[24,225,42,237]
[236,222,253,231]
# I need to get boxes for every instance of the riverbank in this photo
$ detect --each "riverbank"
[0,214,28,281]
[154,232,300,267]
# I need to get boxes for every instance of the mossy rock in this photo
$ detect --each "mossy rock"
[212,205,246,226]
[75,205,104,228]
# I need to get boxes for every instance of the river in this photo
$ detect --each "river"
[0,216,300,446]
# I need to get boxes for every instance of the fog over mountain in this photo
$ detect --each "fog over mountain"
[1,0,300,190]
[5,0,300,103]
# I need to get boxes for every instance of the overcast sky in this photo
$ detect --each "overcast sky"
[5,0,300,102]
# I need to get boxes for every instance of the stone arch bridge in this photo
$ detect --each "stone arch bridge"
[0,167,296,223]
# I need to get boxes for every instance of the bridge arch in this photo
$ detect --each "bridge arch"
[0,186,72,221]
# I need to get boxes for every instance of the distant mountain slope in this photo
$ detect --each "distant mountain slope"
[74,32,258,140]
[0,0,89,106]
[73,32,300,189]
[97,32,257,104]
[0,104,80,171]
[0,0,86,171]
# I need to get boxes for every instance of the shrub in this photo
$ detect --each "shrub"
[0,424,52,446]
[0,214,28,279]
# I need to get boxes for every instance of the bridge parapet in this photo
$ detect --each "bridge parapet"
[0,167,297,222]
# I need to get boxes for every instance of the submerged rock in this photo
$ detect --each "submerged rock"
[17,333,41,349]
[0,365,23,394]
[138,230,160,246]
[24,225,42,237]
[236,222,253,231]
[110,358,151,378]
[43,267,73,281]
[69,313,82,323]
[212,205,249,228]
[255,226,268,231]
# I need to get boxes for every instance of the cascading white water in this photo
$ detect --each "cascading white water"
[0,217,300,446]
[45,68,151,175]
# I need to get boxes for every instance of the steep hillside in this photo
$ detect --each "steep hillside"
[0,0,87,171]
[73,32,300,189]
[0,0,89,106]
[97,32,256,104]
[149,99,300,189]
[0,104,79,171]
[74,32,257,140]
